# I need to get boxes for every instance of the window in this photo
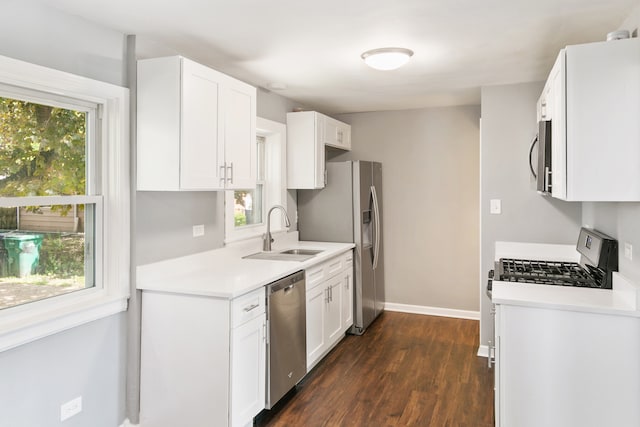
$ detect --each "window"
[0,94,98,310]
[233,136,265,228]
[0,55,129,351]
[225,118,287,242]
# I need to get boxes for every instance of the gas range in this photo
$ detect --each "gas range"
[487,228,618,298]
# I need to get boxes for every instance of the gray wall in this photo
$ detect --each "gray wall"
[335,106,481,312]
[3,0,125,87]
[257,88,303,123]
[0,2,128,425]
[0,315,127,427]
[479,83,583,346]
[136,192,225,264]
[583,203,640,285]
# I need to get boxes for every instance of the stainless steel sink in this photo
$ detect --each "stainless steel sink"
[243,248,322,262]
[279,249,323,256]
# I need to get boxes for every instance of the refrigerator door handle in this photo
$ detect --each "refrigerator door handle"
[371,185,381,270]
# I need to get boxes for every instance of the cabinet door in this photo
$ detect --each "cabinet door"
[230,313,266,427]
[341,269,353,330]
[181,58,225,190]
[323,116,351,151]
[322,115,339,147]
[326,278,343,345]
[548,53,566,200]
[338,122,351,150]
[306,285,326,369]
[314,113,326,188]
[140,292,229,427]
[286,111,325,189]
[223,79,257,190]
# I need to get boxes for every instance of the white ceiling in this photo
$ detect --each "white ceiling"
[36,0,636,114]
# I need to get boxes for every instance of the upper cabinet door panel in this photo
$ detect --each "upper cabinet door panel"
[181,59,223,190]
[565,38,640,201]
[137,56,182,191]
[223,81,257,190]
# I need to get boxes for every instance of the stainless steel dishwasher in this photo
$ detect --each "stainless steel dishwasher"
[266,270,307,409]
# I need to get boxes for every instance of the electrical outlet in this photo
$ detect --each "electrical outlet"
[60,396,82,421]
[193,224,205,237]
[624,242,633,260]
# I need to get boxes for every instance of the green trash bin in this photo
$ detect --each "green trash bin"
[0,235,7,277]
[3,233,43,278]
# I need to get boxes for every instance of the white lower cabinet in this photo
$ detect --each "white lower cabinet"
[495,303,640,427]
[341,253,354,330]
[230,295,266,427]
[305,250,354,370]
[306,283,327,365]
[140,287,266,427]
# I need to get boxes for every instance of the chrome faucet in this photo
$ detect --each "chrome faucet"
[263,205,291,252]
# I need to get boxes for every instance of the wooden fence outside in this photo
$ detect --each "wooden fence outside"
[0,207,84,233]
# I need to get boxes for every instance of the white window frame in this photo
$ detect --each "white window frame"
[0,54,130,352]
[224,117,287,243]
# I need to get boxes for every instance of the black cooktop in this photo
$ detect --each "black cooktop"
[497,258,604,288]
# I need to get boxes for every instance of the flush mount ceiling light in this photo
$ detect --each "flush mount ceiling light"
[361,47,414,71]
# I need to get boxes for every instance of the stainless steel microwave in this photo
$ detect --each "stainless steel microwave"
[529,120,552,194]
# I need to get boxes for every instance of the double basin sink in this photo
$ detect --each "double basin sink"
[243,248,323,262]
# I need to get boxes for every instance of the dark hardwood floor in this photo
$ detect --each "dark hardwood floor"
[256,311,494,427]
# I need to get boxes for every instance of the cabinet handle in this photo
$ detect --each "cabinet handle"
[337,129,343,144]
[220,164,226,185]
[541,101,547,119]
[243,303,259,312]
[545,166,552,192]
[488,340,495,368]
[488,306,496,369]
[227,162,234,184]
[265,320,269,344]
[262,322,267,342]
[325,288,330,304]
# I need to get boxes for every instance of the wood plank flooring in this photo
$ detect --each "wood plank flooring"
[256,311,494,427]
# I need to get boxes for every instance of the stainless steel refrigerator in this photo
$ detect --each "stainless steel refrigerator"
[297,160,384,335]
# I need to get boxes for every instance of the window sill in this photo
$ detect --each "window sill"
[0,290,128,352]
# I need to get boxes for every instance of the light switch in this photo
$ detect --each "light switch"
[490,199,502,215]
[624,242,633,260]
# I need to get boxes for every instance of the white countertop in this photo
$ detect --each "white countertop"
[136,232,354,299]
[492,241,640,317]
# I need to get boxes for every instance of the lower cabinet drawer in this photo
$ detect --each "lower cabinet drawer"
[305,264,326,291]
[231,287,265,327]
[305,250,352,292]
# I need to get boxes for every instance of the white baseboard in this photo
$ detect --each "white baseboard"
[477,344,489,358]
[384,302,480,320]
[120,419,138,427]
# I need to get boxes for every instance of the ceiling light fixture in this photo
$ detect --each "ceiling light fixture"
[361,47,414,71]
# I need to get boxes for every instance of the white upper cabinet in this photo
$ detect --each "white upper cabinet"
[323,114,351,150]
[137,56,256,191]
[538,38,640,201]
[286,111,351,189]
